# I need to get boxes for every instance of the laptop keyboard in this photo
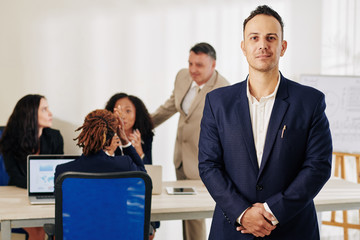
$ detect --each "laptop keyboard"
[36,195,55,199]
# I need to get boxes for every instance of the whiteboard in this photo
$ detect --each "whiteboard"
[300,75,360,153]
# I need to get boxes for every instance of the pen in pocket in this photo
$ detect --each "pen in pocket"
[281,125,286,138]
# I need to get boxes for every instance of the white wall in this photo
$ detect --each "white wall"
[0,0,324,239]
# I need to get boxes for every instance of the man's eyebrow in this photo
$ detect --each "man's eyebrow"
[247,32,259,37]
[246,32,279,37]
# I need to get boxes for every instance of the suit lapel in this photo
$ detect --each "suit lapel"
[186,71,217,118]
[235,81,259,174]
[259,76,289,176]
[179,76,193,115]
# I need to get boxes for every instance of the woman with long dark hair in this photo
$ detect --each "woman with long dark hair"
[105,93,154,164]
[0,94,63,240]
[0,94,63,188]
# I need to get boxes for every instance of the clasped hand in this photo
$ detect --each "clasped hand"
[236,203,276,237]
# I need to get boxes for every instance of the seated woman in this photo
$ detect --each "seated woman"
[0,94,64,240]
[55,109,145,181]
[0,94,63,188]
[105,93,154,164]
[105,93,158,238]
[54,109,156,239]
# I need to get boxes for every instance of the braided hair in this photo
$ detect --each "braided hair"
[74,109,118,156]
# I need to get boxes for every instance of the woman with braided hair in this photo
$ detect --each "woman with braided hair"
[54,108,145,182]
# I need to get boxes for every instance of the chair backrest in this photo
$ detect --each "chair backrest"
[0,126,10,186]
[55,171,152,240]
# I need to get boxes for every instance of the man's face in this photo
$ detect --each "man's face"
[241,14,287,73]
[188,51,216,85]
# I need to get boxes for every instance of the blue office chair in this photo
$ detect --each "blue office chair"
[0,126,10,186]
[52,171,152,240]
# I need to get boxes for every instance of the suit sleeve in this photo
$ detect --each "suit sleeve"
[151,70,188,127]
[123,145,146,172]
[151,89,177,127]
[265,94,332,225]
[198,95,251,225]
[142,135,153,165]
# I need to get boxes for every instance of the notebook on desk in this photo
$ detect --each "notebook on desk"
[144,165,162,195]
[27,154,78,204]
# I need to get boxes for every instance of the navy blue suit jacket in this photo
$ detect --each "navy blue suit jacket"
[199,75,332,240]
[55,146,145,182]
[142,135,153,165]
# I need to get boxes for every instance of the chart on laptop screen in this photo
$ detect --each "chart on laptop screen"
[29,159,73,193]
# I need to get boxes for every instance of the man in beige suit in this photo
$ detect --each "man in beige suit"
[152,42,229,240]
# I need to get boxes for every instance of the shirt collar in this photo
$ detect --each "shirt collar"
[246,74,281,104]
[191,80,205,90]
[104,150,115,157]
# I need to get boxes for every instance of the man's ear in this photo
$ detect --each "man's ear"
[280,40,287,57]
[241,41,246,56]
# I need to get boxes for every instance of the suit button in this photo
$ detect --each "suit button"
[256,185,263,191]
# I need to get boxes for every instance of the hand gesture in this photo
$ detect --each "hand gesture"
[113,106,130,145]
[128,129,144,157]
[104,134,121,155]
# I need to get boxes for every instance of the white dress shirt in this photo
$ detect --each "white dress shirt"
[237,75,280,226]
[181,81,203,115]
[247,76,280,167]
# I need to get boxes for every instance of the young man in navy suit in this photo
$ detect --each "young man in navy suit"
[198,5,332,240]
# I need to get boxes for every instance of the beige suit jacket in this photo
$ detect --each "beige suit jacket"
[152,68,229,179]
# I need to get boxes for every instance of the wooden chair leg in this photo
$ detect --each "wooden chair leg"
[343,210,348,240]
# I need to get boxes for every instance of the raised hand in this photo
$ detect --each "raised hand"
[113,106,130,145]
[128,129,144,157]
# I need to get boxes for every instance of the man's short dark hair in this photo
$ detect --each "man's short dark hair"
[243,5,284,39]
[190,42,216,60]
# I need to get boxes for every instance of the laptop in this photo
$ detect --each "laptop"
[144,165,163,195]
[27,154,79,204]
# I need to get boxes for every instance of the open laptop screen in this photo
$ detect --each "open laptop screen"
[28,155,78,194]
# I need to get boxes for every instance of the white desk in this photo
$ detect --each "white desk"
[314,178,360,212]
[1,179,360,240]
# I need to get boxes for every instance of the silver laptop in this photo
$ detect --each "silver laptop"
[27,154,78,204]
[144,165,163,195]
